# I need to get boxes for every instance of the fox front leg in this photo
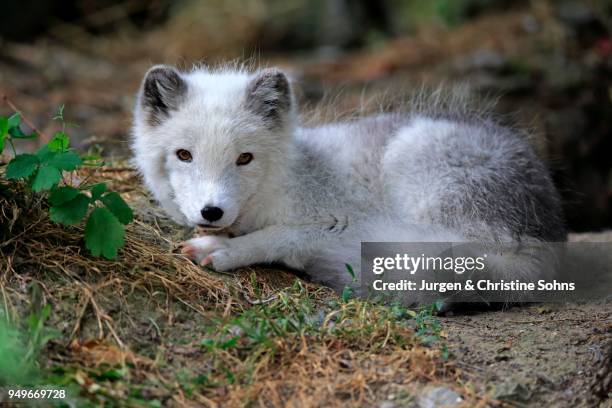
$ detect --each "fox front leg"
[180,226,325,272]
[180,235,231,267]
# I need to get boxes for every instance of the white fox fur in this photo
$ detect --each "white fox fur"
[131,64,566,299]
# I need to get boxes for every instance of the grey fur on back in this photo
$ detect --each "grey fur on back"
[293,112,565,241]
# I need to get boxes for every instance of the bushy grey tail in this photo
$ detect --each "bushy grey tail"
[305,218,559,306]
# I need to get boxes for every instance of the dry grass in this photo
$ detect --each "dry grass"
[0,165,472,407]
[212,304,458,407]
[1,166,232,318]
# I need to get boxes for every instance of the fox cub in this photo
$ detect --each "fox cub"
[132,65,565,293]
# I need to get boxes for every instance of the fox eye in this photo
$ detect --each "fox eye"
[176,149,192,162]
[236,152,253,166]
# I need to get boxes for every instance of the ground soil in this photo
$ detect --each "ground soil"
[443,299,611,407]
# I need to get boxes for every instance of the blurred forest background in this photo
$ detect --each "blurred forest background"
[0,0,611,232]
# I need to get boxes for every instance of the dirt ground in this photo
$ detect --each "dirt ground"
[1,3,611,406]
[443,298,611,407]
[441,233,612,407]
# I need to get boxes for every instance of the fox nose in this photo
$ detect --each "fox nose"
[201,206,224,222]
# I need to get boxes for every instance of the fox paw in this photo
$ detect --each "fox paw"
[179,236,238,271]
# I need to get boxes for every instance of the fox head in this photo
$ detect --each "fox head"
[132,65,295,229]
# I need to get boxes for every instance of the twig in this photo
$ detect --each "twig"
[2,95,48,141]
[70,296,91,341]
[1,255,15,322]
[86,167,136,173]
[147,317,162,338]
[243,293,278,305]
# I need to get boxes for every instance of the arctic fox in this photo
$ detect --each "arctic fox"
[131,64,566,295]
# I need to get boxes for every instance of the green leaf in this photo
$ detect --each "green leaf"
[7,113,21,128]
[0,117,7,153]
[97,368,127,381]
[341,286,353,303]
[200,339,215,350]
[90,183,107,202]
[49,186,80,206]
[8,126,36,139]
[36,145,55,162]
[85,207,125,259]
[223,369,235,384]
[100,192,133,224]
[219,337,239,350]
[441,345,449,361]
[48,151,81,171]
[8,126,22,137]
[48,131,69,152]
[0,117,8,137]
[31,165,61,191]
[345,263,356,282]
[5,154,39,179]
[50,194,90,225]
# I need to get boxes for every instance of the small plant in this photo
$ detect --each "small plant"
[1,106,133,259]
[410,300,449,359]
[0,286,59,386]
[341,263,357,302]
[0,316,37,386]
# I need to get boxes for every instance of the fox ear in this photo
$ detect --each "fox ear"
[140,65,187,125]
[246,69,292,128]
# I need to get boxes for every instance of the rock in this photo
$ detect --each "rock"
[417,386,462,408]
[492,380,531,403]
